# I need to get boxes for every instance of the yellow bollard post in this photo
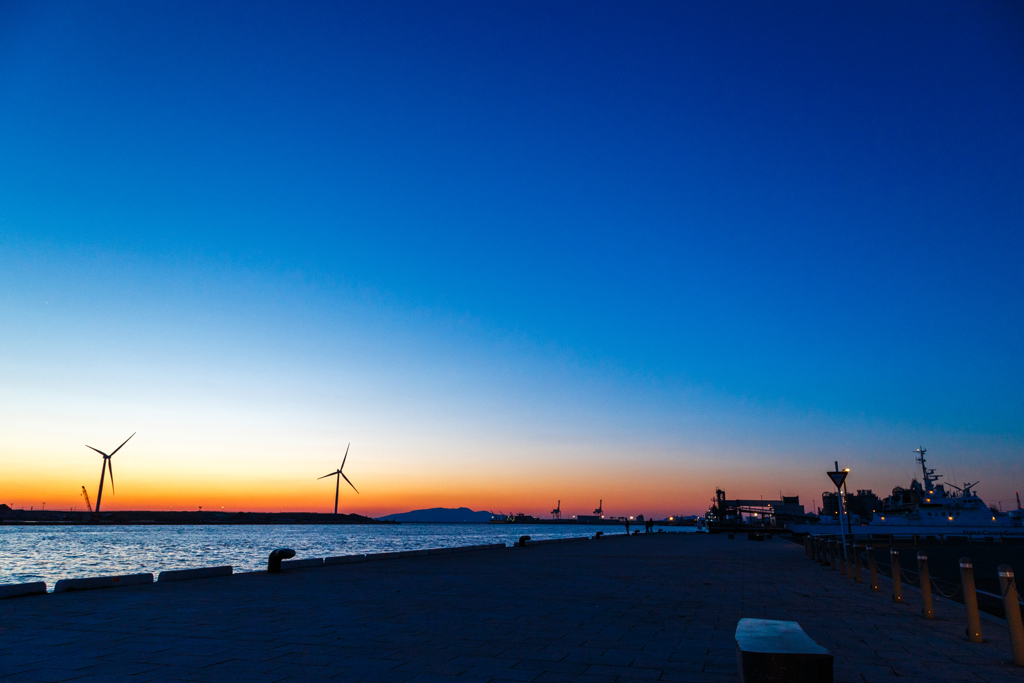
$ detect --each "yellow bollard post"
[866,546,879,591]
[959,557,983,643]
[998,565,1024,665]
[917,552,934,619]
[891,549,903,602]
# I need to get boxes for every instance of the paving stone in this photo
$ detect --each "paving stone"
[6,535,1024,682]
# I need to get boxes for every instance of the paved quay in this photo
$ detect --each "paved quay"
[2,533,1022,683]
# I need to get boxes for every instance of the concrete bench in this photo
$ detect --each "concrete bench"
[735,618,833,683]
[157,566,233,582]
[0,581,47,599]
[54,573,153,593]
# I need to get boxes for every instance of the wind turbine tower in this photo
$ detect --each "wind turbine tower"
[85,432,135,513]
[318,443,359,514]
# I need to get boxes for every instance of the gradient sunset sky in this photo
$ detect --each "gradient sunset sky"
[2,1,1022,518]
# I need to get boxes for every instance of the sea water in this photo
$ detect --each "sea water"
[0,523,697,590]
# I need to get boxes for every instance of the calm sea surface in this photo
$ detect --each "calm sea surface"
[0,523,697,590]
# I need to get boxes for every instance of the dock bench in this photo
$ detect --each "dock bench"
[735,618,833,683]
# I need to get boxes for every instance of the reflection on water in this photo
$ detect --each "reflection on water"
[0,524,696,590]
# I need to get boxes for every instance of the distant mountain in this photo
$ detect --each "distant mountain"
[378,507,493,523]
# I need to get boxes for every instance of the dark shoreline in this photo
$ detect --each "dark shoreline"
[0,509,391,525]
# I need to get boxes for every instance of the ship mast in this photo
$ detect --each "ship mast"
[915,447,938,490]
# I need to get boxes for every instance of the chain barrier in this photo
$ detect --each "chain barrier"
[900,567,919,585]
[930,576,962,600]
[833,546,1024,606]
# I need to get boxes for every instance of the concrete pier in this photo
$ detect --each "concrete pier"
[1,534,1021,682]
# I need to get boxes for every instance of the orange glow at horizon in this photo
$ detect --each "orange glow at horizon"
[3,441,849,520]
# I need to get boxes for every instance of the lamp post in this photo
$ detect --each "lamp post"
[827,462,849,560]
[842,469,852,537]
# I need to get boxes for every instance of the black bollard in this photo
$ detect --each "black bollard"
[267,548,296,573]
[518,535,531,547]
[594,531,603,539]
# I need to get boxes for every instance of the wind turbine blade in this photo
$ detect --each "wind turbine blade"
[341,443,350,470]
[317,472,338,480]
[107,459,115,494]
[341,472,359,494]
[85,445,110,457]
[109,432,136,457]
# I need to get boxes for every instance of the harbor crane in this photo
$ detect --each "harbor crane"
[594,499,603,518]
[80,486,93,512]
[551,500,561,519]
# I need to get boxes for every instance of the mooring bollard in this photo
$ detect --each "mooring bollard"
[891,549,903,602]
[267,548,296,573]
[960,557,983,643]
[867,546,879,591]
[917,552,934,619]
[518,535,531,547]
[594,531,603,539]
[998,564,1024,665]
[852,544,862,583]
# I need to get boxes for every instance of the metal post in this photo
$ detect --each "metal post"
[846,543,855,579]
[918,552,934,619]
[959,557,982,643]
[998,564,1024,665]
[891,549,903,602]
[852,544,862,583]
[867,546,879,591]
[831,541,839,570]
[834,462,848,560]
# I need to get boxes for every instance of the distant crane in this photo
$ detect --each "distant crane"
[80,486,93,512]
[551,500,561,519]
[594,499,603,518]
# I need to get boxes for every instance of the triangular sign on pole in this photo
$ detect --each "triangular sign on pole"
[827,471,847,489]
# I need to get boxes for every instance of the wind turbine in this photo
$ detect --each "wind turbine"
[85,432,135,513]
[318,443,359,514]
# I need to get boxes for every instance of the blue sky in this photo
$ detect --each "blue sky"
[1,1,1022,515]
